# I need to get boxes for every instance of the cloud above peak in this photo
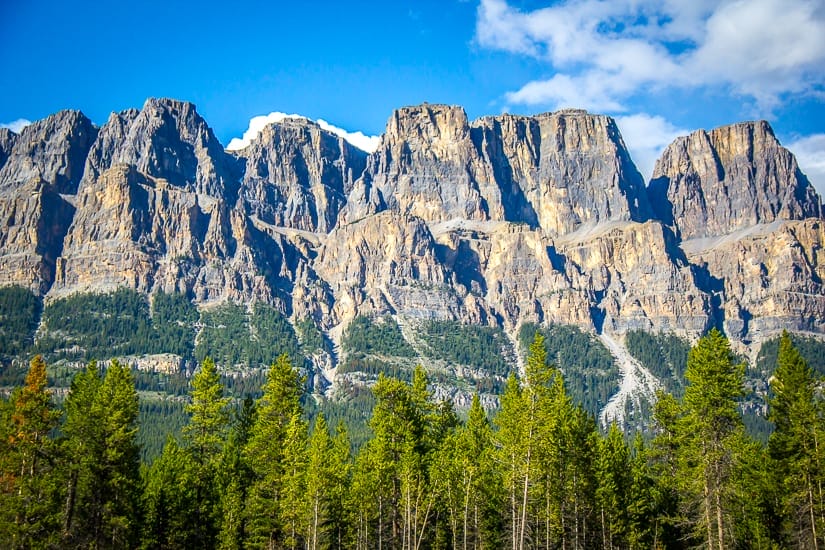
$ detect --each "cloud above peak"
[0,118,31,133]
[227,112,380,153]
[476,0,825,113]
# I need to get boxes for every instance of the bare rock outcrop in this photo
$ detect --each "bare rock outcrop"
[81,98,237,199]
[0,110,97,194]
[236,119,367,232]
[649,121,821,240]
[0,98,822,364]
[473,110,651,235]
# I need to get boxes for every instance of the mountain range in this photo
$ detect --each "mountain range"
[1,97,823,426]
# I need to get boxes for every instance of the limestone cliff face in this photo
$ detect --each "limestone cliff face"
[315,212,487,329]
[237,119,367,232]
[344,106,651,238]
[51,101,321,311]
[649,121,821,240]
[473,110,651,235]
[0,128,16,170]
[0,111,96,293]
[0,99,822,364]
[683,219,825,340]
[0,110,97,194]
[343,104,500,224]
[81,98,237,199]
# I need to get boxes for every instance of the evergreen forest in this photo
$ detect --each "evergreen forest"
[3,329,825,549]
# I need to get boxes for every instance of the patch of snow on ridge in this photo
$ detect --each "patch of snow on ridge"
[227,112,380,152]
[598,332,661,430]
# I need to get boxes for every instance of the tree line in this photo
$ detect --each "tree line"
[1,328,824,549]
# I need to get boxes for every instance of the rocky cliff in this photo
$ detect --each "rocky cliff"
[0,98,822,376]
[649,121,821,240]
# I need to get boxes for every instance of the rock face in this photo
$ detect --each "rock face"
[0,98,822,365]
[0,110,97,194]
[472,110,651,235]
[0,111,97,293]
[238,119,367,232]
[649,121,821,240]
[343,106,650,237]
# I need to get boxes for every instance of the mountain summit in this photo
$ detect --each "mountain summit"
[0,99,822,363]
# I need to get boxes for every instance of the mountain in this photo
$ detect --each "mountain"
[0,97,823,428]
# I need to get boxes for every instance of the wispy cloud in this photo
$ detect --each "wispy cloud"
[0,118,31,133]
[476,0,825,113]
[615,114,689,181]
[786,134,825,198]
[227,112,380,153]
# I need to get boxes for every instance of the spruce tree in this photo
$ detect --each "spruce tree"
[92,359,141,547]
[679,328,746,549]
[244,353,304,547]
[769,330,825,548]
[61,361,103,545]
[142,437,200,548]
[0,355,62,548]
[183,357,231,547]
[280,412,308,550]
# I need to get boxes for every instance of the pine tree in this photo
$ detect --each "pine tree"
[94,359,141,547]
[495,372,526,550]
[0,355,62,548]
[183,357,231,547]
[54,360,142,548]
[442,393,501,550]
[142,437,200,548]
[596,424,631,549]
[244,353,304,547]
[678,328,746,549]
[305,413,335,550]
[769,330,825,548]
[281,412,308,550]
[61,361,103,545]
[217,396,256,550]
[328,422,353,550]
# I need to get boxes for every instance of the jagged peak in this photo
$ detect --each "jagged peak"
[385,103,470,138]
[650,118,822,240]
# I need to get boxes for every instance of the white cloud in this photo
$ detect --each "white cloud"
[476,0,825,113]
[0,118,31,133]
[615,114,689,181]
[226,112,380,153]
[786,134,825,198]
[315,119,381,153]
[226,112,300,150]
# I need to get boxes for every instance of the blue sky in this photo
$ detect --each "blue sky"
[1,0,824,191]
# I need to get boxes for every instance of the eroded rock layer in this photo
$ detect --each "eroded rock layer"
[0,99,822,359]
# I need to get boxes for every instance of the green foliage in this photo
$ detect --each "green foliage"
[625,330,690,396]
[138,398,188,463]
[150,291,198,357]
[6,328,825,549]
[420,320,512,376]
[142,438,201,548]
[0,286,40,360]
[0,356,63,547]
[342,315,416,357]
[337,354,410,381]
[61,360,142,548]
[35,289,197,361]
[296,317,329,355]
[767,331,825,548]
[758,332,825,377]
[653,328,752,549]
[519,322,618,418]
[195,302,303,368]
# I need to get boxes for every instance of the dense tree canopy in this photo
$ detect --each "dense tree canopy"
[1,330,825,548]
